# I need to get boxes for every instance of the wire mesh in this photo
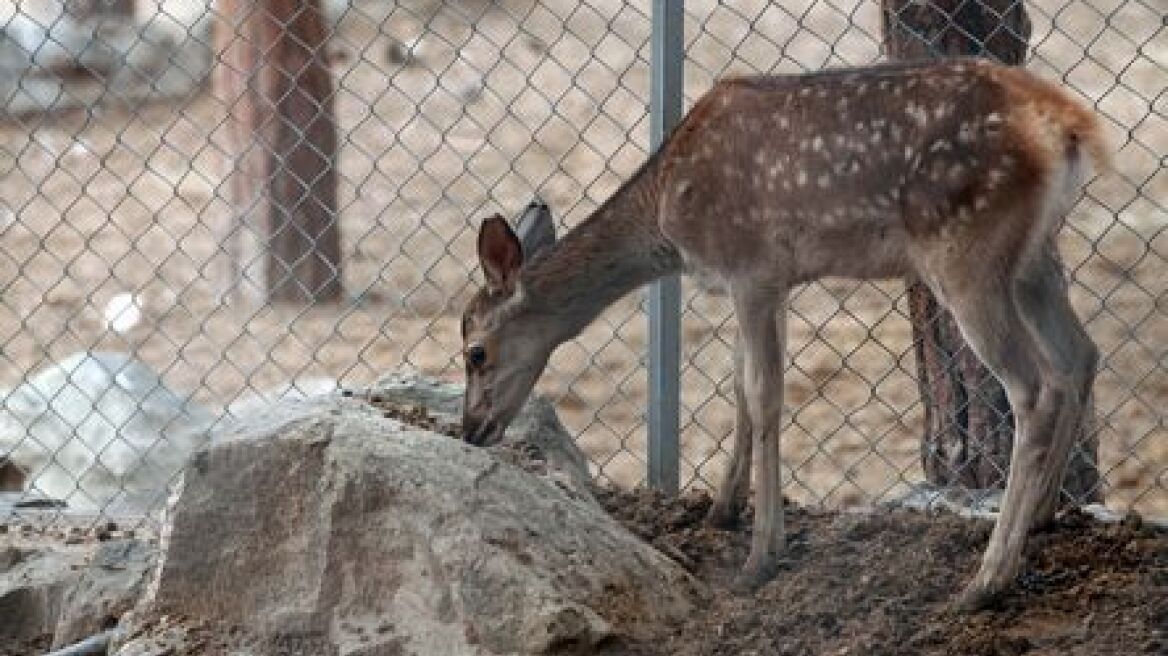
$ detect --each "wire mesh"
[0,0,1162,524]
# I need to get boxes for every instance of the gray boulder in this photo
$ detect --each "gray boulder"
[0,352,214,514]
[52,539,155,648]
[366,372,594,495]
[0,532,154,649]
[127,393,702,655]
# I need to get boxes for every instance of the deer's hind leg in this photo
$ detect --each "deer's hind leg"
[927,244,1095,609]
[1011,245,1098,524]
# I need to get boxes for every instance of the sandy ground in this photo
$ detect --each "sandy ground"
[0,0,1163,515]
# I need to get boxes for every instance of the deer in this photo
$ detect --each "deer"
[458,57,1107,610]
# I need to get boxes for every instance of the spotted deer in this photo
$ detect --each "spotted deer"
[459,58,1107,609]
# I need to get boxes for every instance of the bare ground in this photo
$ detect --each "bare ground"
[595,488,1168,656]
[0,0,1163,514]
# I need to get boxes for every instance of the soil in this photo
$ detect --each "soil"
[594,488,1168,656]
[344,388,461,438]
[0,0,1163,516]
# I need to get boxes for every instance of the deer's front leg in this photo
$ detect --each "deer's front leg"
[732,285,788,590]
[707,334,752,529]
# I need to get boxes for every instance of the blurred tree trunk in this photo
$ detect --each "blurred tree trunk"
[214,0,343,304]
[881,0,1100,502]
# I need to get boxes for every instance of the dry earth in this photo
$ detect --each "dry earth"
[0,0,1163,513]
[596,488,1168,656]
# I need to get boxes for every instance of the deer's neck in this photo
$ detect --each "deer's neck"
[519,167,682,344]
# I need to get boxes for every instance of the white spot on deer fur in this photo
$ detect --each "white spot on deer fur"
[958,122,976,143]
[754,151,768,166]
[817,174,831,188]
[974,195,990,211]
[906,103,928,125]
[934,103,952,120]
[676,180,691,196]
[850,160,861,173]
[878,80,891,91]
[769,164,782,178]
[777,116,790,129]
[948,163,966,182]
[929,140,951,153]
[800,88,812,97]
[812,136,824,151]
[985,112,1004,126]
[904,146,914,162]
[796,170,808,187]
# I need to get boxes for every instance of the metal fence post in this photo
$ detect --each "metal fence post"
[647,0,683,493]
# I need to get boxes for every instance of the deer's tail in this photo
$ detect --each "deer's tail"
[996,65,1111,178]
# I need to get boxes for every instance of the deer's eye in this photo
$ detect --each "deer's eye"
[466,344,487,368]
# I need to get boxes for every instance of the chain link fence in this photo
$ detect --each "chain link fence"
[0,0,1163,523]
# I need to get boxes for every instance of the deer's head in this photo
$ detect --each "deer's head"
[460,200,558,446]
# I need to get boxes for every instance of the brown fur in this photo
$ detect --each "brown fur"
[463,58,1107,610]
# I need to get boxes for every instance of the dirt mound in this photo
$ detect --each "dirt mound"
[595,488,1167,656]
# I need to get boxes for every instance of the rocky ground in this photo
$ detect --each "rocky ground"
[3,392,1164,656]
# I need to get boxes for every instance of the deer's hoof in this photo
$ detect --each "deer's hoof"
[731,558,781,594]
[704,502,742,530]
[953,582,1002,613]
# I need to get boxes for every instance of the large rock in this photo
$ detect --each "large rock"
[52,539,155,648]
[0,531,154,650]
[128,393,702,655]
[0,543,81,645]
[0,352,214,514]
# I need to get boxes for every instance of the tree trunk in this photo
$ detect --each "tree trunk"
[881,0,1101,502]
[213,0,342,304]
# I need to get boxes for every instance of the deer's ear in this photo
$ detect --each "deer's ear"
[516,197,557,261]
[477,214,523,294]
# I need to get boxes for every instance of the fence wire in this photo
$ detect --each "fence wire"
[0,0,1162,524]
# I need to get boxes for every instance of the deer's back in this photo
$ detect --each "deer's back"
[655,58,1102,284]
